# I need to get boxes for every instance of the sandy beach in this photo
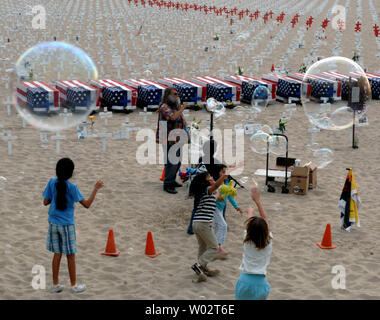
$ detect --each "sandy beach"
[0,0,380,300]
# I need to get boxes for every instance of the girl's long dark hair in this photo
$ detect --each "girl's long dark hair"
[189,172,211,208]
[244,217,270,250]
[55,158,74,211]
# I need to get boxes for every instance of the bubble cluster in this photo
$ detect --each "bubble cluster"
[302,57,371,131]
[206,98,226,118]
[12,42,98,131]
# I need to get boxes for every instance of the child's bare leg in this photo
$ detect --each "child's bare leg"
[67,254,76,286]
[52,253,62,285]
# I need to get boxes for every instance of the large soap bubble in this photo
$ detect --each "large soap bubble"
[302,56,371,131]
[12,42,98,131]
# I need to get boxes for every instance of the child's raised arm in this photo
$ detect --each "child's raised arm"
[79,180,104,209]
[208,173,229,194]
[250,187,269,229]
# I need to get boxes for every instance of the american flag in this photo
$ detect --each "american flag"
[320,72,356,100]
[262,74,311,101]
[90,79,137,110]
[191,76,241,103]
[123,79,167,109]
[56,80,99,111]
[17,81,59,112]
[289,73,342,101]
[225,75,276,103]
[157,77,206,105]
[350,72,380,100]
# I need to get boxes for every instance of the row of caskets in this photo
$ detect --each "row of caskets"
[17,71,380,112]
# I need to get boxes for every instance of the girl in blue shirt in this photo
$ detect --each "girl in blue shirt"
[43,158,104,294]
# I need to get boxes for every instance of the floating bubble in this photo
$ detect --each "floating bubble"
[127,247,134,254]
[12,41,98,131]
[234,105,246,115]
[302,56,371,131]
[4,244,12,254]
[143,69,153,78]
[251,86,270,114]
[313,148,334,168]
[240,176,249,184]
[250,131,272,154]
[233,33,249,48]
[18,171,24,180]
[206,98,225,118]
[251,177,259,187]
[260,124,273,135]
[293,186,300,193]
[269,135,288,155]
[0,176,7,190]
[273,202,282,211]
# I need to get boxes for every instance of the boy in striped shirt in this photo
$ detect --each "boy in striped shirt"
[189,170,229,282]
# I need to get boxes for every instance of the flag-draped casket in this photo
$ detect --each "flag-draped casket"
[56,80,100,111]
[288,73,342,101]
[261,74,312,102]
[349,72,380,100]
[224,75,276,103]
[17,81,59,112]
[157,77,207,105]
[123,79,167,109]
[190,76,241,104]
[319,72,356,100]
[90,79,137,111]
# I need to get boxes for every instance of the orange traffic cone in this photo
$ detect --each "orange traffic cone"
[316,224,336,249]
[145,231,161,258]
[101,229,120,256]
[160,167,165,181]
[271,64,275,72]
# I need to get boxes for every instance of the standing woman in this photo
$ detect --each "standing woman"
[235,187,272,300]
[156,87,189,194]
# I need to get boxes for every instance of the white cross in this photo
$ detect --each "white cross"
[122,119,140,139]
[99,107,113,126]
[40,59,48,73]
[3,96,12,116]
[96,128,112,153]
[2,131,17,155]
[51,131,66,154]
[139,107,152,124]
[2,75,9,90]
[59,108,73,127]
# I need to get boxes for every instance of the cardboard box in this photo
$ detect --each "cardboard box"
[290,166,309,195]
[305,162,317,189]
